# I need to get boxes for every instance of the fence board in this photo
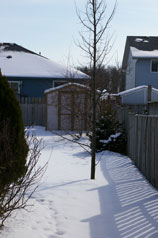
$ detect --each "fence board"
[141,117,147,175]
[18,97,46,126]
[127,114,158,188]
[145,117,151,182]
[150,117,155,186]
[155,120,158,188]
[137,116,141,169]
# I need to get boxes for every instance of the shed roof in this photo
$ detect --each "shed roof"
[118,85,158,96]
[0,43,89,79]
[44,82,90,94]
[118,85,148,96]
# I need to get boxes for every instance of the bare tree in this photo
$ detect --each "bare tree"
[76,0,117,179]
[78,65,124,93]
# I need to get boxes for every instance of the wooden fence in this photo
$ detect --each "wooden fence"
[18,97,46,126]
[116,104,147,122]
[128,114,158,188]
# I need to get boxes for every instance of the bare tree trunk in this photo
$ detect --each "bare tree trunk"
[76,0,117,179]
[91,0,97,179]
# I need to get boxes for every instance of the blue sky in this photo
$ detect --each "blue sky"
[1,0,158,67]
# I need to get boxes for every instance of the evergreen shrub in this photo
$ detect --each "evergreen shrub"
[0,72,28,187]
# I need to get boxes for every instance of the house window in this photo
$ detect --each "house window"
[53,81,67,88]
[151,61,158,72]
[8,81,21,94]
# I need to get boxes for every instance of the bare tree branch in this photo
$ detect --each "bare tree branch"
[76,0,117,179]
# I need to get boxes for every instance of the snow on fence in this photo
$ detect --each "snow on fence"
[128,114,158,188]
[18,97,46,126]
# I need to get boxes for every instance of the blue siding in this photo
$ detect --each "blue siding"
[21,77,53,97]
[136,59,158,89]
[7,77,59,97]
[7,77,89,97]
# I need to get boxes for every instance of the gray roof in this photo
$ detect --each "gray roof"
[0,43,89,79]
[0,43,40,56]
[122,36,158,69]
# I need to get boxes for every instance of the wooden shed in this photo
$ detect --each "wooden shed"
[118,85,158,105]
[44,83,90,131]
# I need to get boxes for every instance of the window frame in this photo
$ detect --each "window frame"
[151,60,158,73]
[8,81,22,94]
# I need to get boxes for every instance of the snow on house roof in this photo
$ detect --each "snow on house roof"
[0,43,89,79]
[127,36,158,51]
[135,38,149,43]
[131,47,158,59]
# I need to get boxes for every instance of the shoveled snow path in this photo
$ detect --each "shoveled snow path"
[1,126,158,238]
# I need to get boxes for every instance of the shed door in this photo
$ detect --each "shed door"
[58,91,87,131]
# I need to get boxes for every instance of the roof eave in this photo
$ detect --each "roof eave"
[122,37,130,69]
[132,56,158,59]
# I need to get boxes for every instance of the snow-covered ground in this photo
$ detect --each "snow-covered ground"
[1,126,158,238]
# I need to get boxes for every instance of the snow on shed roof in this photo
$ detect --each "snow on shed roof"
[118,85,158,96]
[118,85,148,96]
[0,43,89,79]
[44,82,90,94]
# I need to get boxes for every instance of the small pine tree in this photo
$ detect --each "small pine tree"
[104,125,127,155]
[0,72,28,187]
[89,99,127,155]
[94,113,127,154]
[95,109,117,151]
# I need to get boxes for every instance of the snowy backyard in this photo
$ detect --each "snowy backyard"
[1,126,158,238]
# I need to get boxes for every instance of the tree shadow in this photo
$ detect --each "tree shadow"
[36,179,89,192]
[82,151,158,238]
[72,151,90,159]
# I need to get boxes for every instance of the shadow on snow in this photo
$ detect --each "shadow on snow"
[82,151,158,238]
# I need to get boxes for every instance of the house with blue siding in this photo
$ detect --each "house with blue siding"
[0,43,89,97]
[122,36,158,90]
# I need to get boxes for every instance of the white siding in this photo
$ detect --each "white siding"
[152,89,158,101]
[47,92,58,130]
[121,88,148,104]
[125,50,137,90]
[120,86,158,105]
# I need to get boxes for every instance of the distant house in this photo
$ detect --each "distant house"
[0,43,89,97]
[122,36,158,90]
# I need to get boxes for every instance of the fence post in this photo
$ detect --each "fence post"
[148,85,152,102]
